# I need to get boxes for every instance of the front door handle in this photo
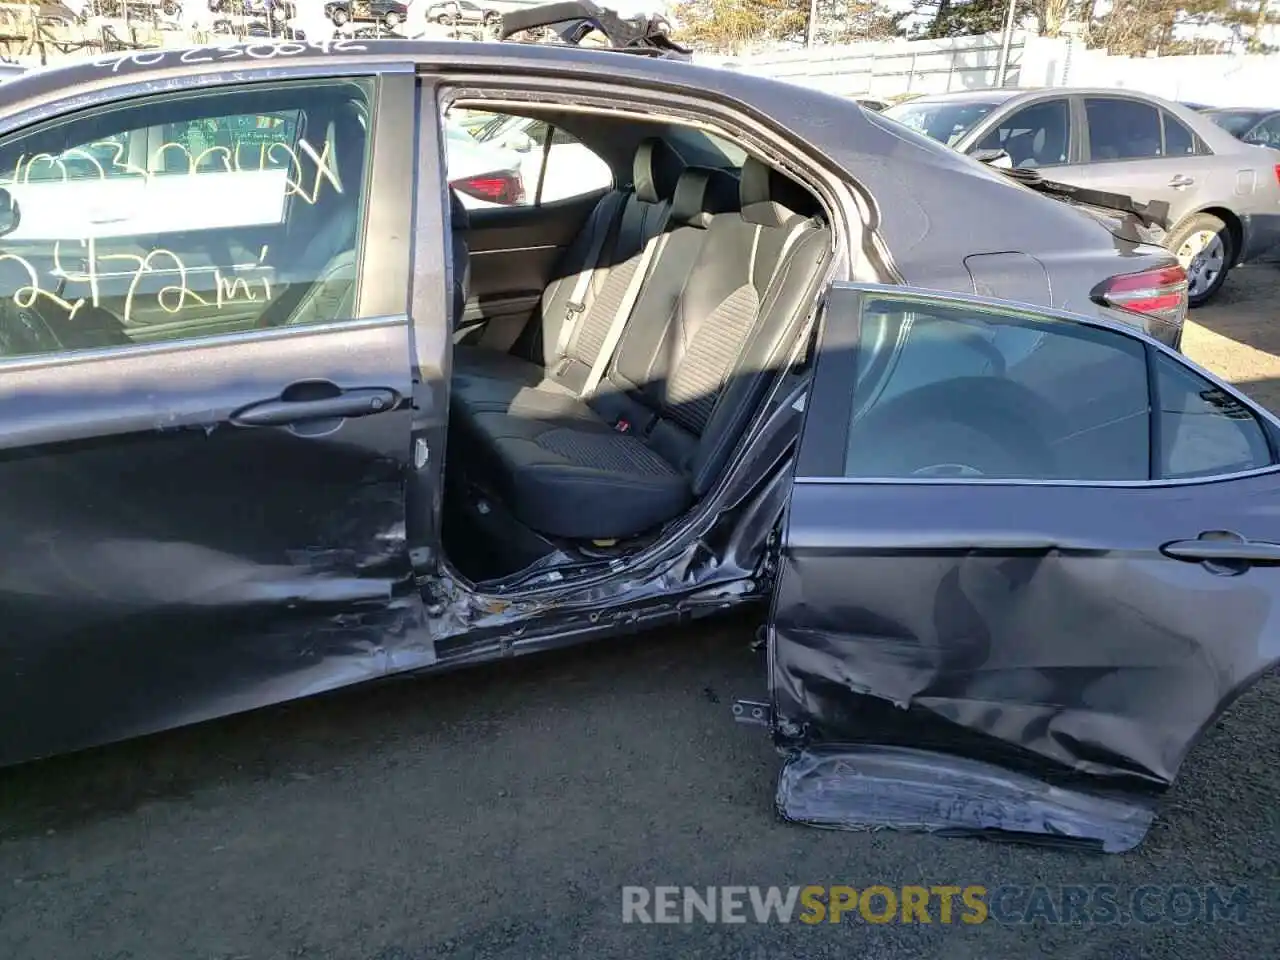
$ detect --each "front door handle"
[231,387,398,427]
[1168,175,1195,188]
[1160,531,1280,565]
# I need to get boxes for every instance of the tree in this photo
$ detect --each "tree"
[1090,0,1234,56]
[672,0,904,52]
[671,0,808,53]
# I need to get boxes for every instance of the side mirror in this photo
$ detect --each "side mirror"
[0,186,19,238]
[971,148,1013,170]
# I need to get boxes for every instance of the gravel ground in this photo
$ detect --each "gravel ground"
[2,270,1279,960]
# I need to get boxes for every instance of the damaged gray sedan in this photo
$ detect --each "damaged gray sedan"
[0,24,1274,855]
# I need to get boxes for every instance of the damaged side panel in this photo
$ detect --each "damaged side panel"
[771,284,1280,850]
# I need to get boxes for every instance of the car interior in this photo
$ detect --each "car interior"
[440,106,834,586]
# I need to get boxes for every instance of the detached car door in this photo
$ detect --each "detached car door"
[770,283,1280,851]
[0,70,420,765]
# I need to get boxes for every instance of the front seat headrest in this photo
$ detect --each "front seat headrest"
[633,137,685,204]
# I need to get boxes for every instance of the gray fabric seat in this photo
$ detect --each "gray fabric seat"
[456,157,831,541]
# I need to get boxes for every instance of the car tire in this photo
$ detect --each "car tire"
[329,5,347,23]
[383,9,400,26]
[1166,212,1234,308]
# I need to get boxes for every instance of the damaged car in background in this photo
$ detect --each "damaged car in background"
[0,6,1276,856]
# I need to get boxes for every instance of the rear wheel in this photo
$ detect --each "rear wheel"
[382,9,400,26]
[1167,212,1234,307]
[329,4,348,23]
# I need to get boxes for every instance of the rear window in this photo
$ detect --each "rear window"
[1205,110,1266,137]
[882,100,1001,146]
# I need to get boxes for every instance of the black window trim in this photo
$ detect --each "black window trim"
[1159,109,1210,159]
[796,282,1280,490]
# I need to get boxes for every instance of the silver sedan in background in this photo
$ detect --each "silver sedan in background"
[884,87,1280,305]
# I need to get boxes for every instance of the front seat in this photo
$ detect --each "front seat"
[273,103,369,326]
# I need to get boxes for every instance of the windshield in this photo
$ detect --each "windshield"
[882,100,1001,146]
[1204,110,1267,137]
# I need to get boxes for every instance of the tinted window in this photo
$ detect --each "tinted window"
[1243,116,1280,147]
[1085,98,1163,161]
[1155,353,1272,478]
[0,78,373,358]
[841,297,1151,481]
[1205,109,1268,137]
[882,100,1001,147]
[973,99,1071,168]
[1162,112,1199,156]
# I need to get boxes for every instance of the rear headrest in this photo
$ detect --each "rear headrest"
[670,166,741,229]
[740,156,817,226]
[633,138,685,204]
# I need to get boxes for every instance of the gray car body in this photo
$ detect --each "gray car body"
[893,87,1280,267]
[7,41,1262,856]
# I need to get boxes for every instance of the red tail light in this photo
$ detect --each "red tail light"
[1092,264,1188,327]
[1274,163,1280,186]
[449,169,525,205]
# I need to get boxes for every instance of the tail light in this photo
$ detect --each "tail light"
[449,169,525,205]
[1092,264,1188,327]
[1273,163,1280,186]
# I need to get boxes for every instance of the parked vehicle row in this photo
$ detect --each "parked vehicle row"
[882,88,1280,305]
[325,0,409,28]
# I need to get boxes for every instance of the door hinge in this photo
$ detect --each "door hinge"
[732,699,772,727]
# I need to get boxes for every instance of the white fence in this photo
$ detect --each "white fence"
[704,32,1280,109]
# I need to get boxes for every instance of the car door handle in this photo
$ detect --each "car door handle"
[1160,533,1280,565]
[230,387,399,427]
[1168,175,1195,188]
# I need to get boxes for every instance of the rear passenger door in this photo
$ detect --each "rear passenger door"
[0,70,420,766]
[442,107,613,351]
[771,284,1280,842]
[1069,97,1212,224]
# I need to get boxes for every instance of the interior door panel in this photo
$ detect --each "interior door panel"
[460,190,604,342]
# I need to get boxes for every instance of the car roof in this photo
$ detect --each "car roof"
[1205,106,1277,115]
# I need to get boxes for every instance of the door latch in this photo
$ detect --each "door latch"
[732,699,773,727]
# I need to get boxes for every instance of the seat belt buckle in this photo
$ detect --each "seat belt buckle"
[564,301,585,323]
[614,418,631,433]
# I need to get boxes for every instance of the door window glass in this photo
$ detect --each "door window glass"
[973,99,1071,168]
[444,108,612,207]
[841,296,1151,481]
[1085,98,1163,161]
[0,78,374,359]
[1162,112,1200,156]
[1154,352,1273,478]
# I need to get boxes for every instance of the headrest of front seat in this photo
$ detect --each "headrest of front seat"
[633,137,685,204]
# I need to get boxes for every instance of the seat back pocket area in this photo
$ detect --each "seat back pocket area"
[442,114,832,585]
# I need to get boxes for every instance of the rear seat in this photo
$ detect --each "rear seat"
[451,137,684,416]
[456,157,831,542]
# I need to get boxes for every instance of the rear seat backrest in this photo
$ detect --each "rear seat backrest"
[597,158,830,495]
[539,138,683,391]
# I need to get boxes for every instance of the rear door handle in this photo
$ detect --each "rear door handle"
[1168,175,1195,188]
[1160,532,1280,565]
[231,388,398,427]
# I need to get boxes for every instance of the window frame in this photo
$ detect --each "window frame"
[0,66,415,370]
[1080,95,1169,165]
[1159,110,1209,158]
[797,283,1280,489]
[971,96,1073,170]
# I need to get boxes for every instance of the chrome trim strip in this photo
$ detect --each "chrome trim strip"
[792,463,1280,489]
[0,313,408,373]
[469,244,560,255]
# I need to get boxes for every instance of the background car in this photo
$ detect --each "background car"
[444,122,526,207]
[208,0,293,18]
[883,87,1280,306]
[462,110,612,203]
[1202,107,1280,148]
[324,0,407,27]
[425,0,499,26]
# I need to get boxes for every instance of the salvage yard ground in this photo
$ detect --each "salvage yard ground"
[1,268,1279,960]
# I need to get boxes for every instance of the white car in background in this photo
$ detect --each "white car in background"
[464,112,613,203]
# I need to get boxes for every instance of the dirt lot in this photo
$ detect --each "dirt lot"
[1,269,1278,960]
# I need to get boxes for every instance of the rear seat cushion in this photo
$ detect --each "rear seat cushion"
[465,409,692,541]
